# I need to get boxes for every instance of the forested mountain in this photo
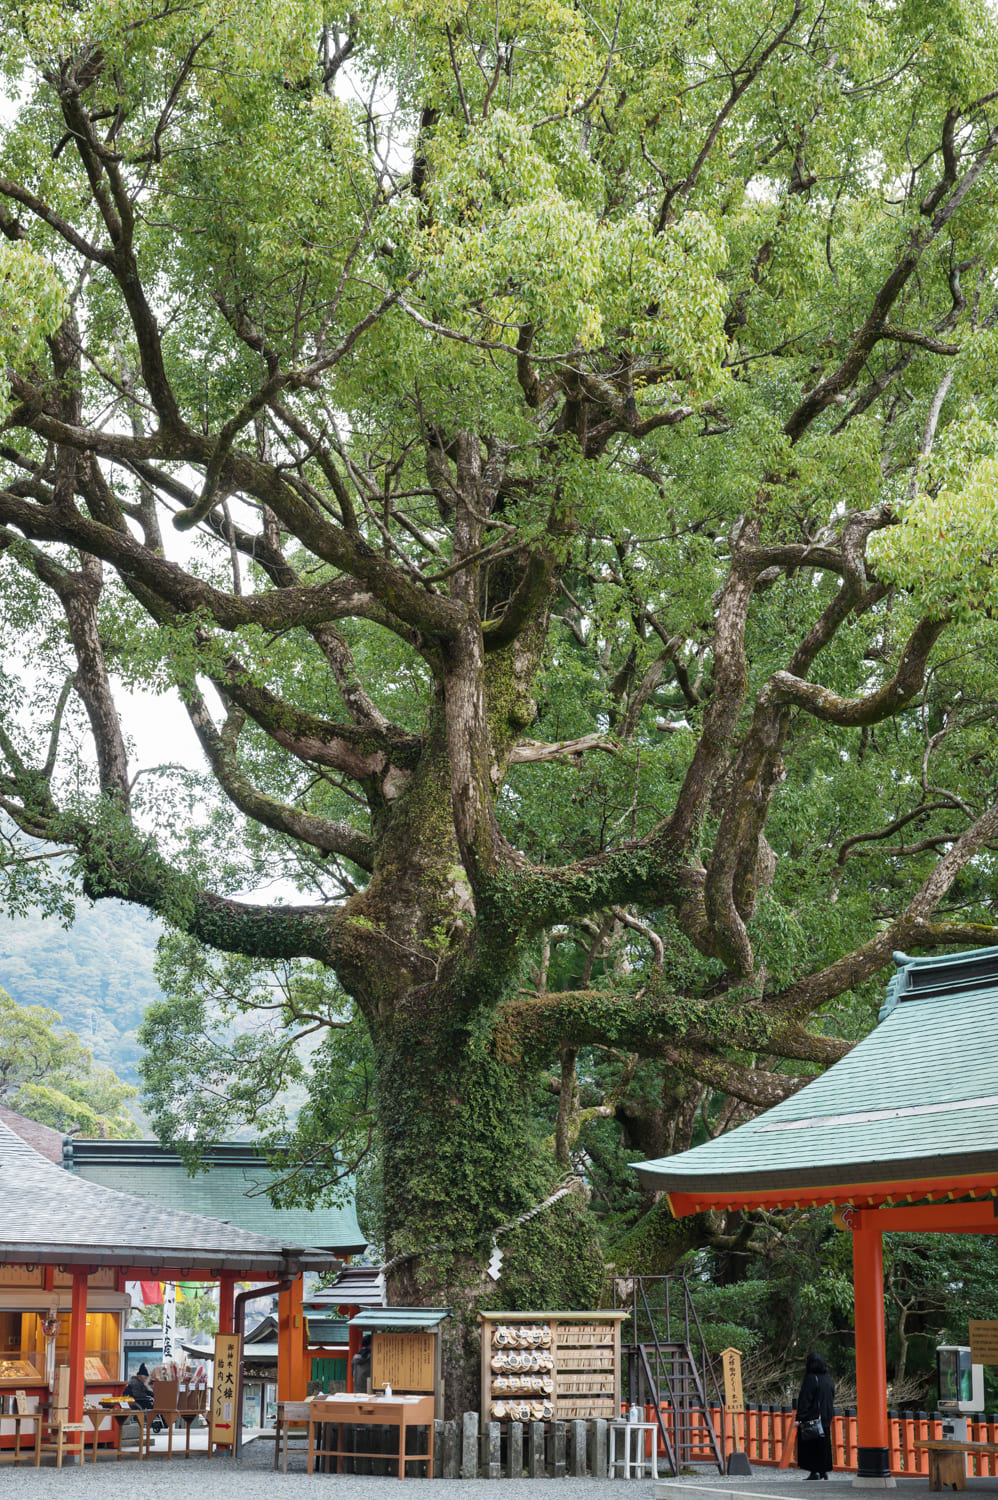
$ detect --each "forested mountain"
[0,903,164,1086]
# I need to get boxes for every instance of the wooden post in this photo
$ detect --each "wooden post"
[442,1418,459,1477]
[485,1420,501,1479]
[218,1275,235,1335]
[460,1409,478,1477]
[853,1223,894,1484]
[590,1417,608,1478]
[552,1418,566,1477]
[528,1419,546,1476]
[67,1267,88,1429]
[509,1420,523,1478]
[569,1418,587,1476]
[278,1280,307,1402]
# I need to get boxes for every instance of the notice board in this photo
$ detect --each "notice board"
[210,1333,242,1449]
[372,1331,435,1392]
[969,1321,998,1366]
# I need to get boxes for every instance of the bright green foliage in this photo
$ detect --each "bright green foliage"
[138,935,373,1207]
[871,459,998,621]
[0,244,66,414]
[2,0,998,1400]
[0,987,138,1136]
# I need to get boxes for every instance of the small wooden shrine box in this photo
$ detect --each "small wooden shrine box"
[348,1307,450,1420]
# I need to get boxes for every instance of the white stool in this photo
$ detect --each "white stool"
[609,1419,659,1479]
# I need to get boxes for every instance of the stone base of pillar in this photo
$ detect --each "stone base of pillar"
[852,1447,895,1487]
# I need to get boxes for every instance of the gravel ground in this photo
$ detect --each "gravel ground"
[7,1441,998,1498]
[0,1455,659,1499]
[0,1432,657,1497]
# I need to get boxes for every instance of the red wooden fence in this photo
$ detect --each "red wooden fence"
[645,1405,998,1477]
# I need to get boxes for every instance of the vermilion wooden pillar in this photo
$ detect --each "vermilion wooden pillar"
[277,1279,307,1401]
[852,1224,895,1486]
[67,1267,89,1433]
[218,1274,236,1335]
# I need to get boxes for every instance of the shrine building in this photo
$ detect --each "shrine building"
[635,944,998,1486]
[0,1112,338,1443]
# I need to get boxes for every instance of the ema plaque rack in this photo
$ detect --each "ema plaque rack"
[479,1310,627,1424]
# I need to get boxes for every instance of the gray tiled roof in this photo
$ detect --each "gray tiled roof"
[0,1119,337,1273]
[313,1264,385,1306]
[635,945,998,1200]
[64,1138,365,1254]
[0,1105,64,1162]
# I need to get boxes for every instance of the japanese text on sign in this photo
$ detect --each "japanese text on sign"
[210,1333,242,1449]
[721,1347,744,1413]
[372,1331,435,1392]
[969,1321,998,1367]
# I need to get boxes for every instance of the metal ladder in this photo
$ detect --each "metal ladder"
[615,1274,725,1475]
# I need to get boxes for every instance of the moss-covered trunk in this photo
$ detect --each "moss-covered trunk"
[377,997,605,1415]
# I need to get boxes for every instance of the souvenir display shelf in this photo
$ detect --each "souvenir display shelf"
[0,1359,42,1387]
[478,1310,627,1424]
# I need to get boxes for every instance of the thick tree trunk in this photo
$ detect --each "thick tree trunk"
[376,996,605,1415]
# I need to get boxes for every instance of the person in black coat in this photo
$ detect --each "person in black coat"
[796,1351,835,1479]
[123,1364,167,1432]
[124,1364,155,1409]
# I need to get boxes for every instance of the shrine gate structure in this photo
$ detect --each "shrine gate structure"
[635,945,998,1487]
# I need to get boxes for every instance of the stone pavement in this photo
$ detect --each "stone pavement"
[656,1469,998,1500]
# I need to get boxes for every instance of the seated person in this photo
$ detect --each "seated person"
[124,1365,154,1409]
[123,1365,166,1431]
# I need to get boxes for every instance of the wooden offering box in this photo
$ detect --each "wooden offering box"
[479,1310,627,1424]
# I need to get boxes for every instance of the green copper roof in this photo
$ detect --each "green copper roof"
[64,1137,366,1254]
[635,945,998,1200]
[349,1307,451,1330]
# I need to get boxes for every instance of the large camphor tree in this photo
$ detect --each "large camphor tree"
[3,0,998,1401]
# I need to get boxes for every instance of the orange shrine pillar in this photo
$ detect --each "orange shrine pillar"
[277,1279,307,1402]
[67,1266,89,1440]
[218,1274,236,1335]
[852,1223,894,1486]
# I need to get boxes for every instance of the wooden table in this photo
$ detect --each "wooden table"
[307,1393,435,1478]
[274,1400,312,1473]
[83,1405,150,1461]
[0,1411,43,1466]
[914,1438,998,1490]
[154,1408,203,1459]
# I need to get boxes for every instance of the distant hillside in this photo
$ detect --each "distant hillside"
[0,902,165,1087]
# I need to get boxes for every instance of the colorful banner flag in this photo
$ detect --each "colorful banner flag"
[139,1280,163,1305]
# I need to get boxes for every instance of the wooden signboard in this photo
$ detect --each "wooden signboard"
[969,1321,998,1366]
[372,1331,435,1392]
[721,1347,744,1412]
[0,1266,44,1288]
[209,1333,242,1450]
[53,1267,117,1289]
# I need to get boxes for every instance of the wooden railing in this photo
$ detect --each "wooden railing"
[648,1404,998,1477]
